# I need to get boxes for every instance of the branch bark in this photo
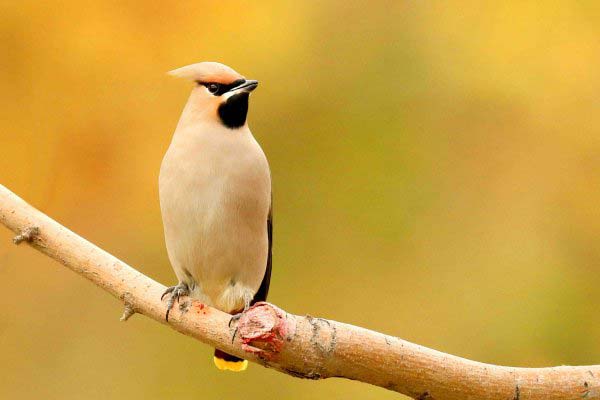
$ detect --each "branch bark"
[0,184,598,400]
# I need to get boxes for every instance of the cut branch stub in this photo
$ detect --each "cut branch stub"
[238,302,292,361]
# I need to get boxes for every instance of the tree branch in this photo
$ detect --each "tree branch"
[0,184,598,400]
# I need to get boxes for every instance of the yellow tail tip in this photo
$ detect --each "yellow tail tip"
[213,356,248,372]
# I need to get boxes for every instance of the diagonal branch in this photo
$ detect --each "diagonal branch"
[0,184,598,400]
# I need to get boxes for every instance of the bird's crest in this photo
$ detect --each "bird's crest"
[168,62,244,84]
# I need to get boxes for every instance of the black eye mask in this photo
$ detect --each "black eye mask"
[196,79,246,96]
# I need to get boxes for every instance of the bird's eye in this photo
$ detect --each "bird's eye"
[207,83,220,94]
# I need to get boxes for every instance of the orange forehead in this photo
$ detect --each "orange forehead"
[168,62,245,84]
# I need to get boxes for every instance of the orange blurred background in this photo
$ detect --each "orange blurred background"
[1,2,599,399]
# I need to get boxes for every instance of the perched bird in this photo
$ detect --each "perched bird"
[159,62,272,372]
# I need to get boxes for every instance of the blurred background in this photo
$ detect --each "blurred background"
[1,1,599,399]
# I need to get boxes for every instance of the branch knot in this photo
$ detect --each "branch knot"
[13,226,39,244]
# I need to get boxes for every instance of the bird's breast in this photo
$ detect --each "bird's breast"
[159,124,270,310]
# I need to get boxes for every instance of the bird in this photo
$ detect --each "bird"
[159,62,272,372]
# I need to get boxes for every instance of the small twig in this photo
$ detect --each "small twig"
[120,303,135,322]
[120,292,136,321]
[13,226,39,244]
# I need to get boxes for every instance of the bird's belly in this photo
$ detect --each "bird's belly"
[160,149,269,312]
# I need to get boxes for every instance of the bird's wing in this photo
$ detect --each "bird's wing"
[251,195,272,304]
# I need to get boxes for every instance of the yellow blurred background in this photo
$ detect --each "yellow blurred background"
[1,2,599,399]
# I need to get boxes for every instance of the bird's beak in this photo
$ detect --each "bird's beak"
[230,79,258,93]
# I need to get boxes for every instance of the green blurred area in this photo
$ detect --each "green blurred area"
[1,2,599,399]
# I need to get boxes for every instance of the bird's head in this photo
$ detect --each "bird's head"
[169,62,258,129]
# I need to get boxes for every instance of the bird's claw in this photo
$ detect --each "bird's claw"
[228,304,250,328]
[161,282,189,322]
[228,313,242,328]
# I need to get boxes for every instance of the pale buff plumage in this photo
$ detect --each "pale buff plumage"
[159,62,271,314]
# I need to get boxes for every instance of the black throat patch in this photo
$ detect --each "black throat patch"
[218,92,250,129]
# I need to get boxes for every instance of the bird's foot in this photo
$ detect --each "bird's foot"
[161,282,189,322]
[228,305,250,328]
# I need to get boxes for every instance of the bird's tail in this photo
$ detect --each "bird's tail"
[213,349,248,372]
